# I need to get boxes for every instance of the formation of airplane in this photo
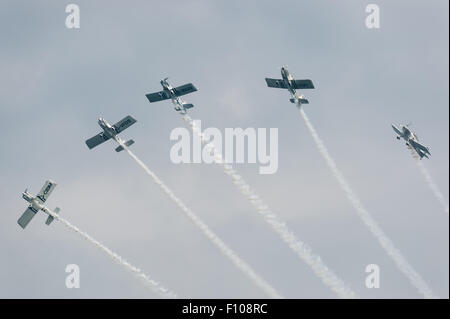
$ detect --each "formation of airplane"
[85,116,137,152]
[145,78,197,114]
[18,68,435,230]
[18,180,60,229]
[391,124,431,159]
[265,66,315,106]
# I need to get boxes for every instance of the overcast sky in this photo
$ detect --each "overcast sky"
[0,0,448,298]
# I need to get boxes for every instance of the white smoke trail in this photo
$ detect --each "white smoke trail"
[298,107,438,299]
[416,160,449,214]
[43,207,177,298]
[117,141,282,299]
[182,115,357,299]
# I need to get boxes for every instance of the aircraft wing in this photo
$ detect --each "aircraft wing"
[265,78,287,89]
[85,132,110,149]
[292,79,314,89]
[410,140,430,155]
[36,180,57,204]
[145,90,171,103]
[391,125,403,136]
[17,206,38,229]
[173,83,197,97]
[113,115,137,134]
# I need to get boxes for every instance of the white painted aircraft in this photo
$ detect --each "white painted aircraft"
[392,124,431,159]
[85,116,137,152]
[265,67,315,106]
[18,180,60,229]
[146,78,197,114]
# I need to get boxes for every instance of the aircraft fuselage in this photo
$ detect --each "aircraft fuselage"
[281,67,298,99]
[396,125,416,143]
[22,191,43,212]
[401,126,418,141]
[161,79,184,112]
[392,124,430,159]
[98,118,120,142]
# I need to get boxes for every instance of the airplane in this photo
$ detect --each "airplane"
[85,116,137,152]
[265,67,315,105]
[391,124,431,159]
[18,180,60,229]
[145,78,197,114]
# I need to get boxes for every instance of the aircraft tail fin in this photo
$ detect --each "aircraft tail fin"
[115,139,135,152]
[45,207,59,225]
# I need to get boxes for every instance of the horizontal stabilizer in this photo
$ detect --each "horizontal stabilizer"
[46,207,60,225]
[298,98,309,104]
[45,215,54,225]
[290,98,309,104]
[115,139,135,152]
[410,139,431,156]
